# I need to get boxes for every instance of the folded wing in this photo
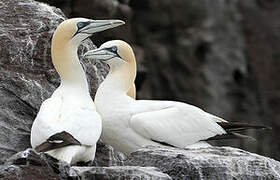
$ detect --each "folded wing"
[31,96,101,151]
[130,100,226,148]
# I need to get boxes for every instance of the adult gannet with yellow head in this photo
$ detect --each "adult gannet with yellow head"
[30,18,124,164]
[84,40,268,155]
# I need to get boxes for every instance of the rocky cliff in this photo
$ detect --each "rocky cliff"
[0,0,279,179]
[1,147,279,179]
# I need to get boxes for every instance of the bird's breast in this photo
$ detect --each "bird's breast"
[95,93,133,118]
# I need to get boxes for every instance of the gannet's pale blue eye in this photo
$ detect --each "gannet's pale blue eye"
[111,46,118,52]
[77,22,84,29]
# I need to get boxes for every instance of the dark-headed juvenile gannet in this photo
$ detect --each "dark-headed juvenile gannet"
[30,18,124,164]
[84,40,269,155]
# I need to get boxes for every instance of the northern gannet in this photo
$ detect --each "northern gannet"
[84,40,269,155]
[30,18,124,164]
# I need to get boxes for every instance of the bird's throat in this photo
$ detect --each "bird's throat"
[97,64,136,100]
[51,40,89,92]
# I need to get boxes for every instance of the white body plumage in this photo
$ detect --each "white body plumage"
[95,79,226,154]
[31,86,102,164]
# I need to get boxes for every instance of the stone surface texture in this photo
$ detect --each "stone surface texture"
[1,148,71,180]
[1,147,279,180]
[93,140,126,167]
[125,146,280,180]
[70,166,172,180]
[0,148,172,180]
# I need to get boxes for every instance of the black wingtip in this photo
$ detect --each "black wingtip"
[206,120,272,142]
[232,132,257,141]
[35,131,81,153]
[217,122,272,132]
[207,132,257,142]
[48,131,81,146]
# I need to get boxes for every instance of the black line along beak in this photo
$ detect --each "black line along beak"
[83,47,120,61]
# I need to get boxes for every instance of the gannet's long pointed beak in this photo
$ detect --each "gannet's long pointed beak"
[74,19,125,37]
[84,47,120,61]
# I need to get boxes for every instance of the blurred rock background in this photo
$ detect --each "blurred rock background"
[22,0,280,160]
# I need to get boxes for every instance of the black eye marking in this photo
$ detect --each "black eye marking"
[105,46,118,53]
[111,46,118,52]
[76,21,91,30]
[77,22,84,29]
[104,46,121,58]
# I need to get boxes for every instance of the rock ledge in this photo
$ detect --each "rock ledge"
[125,146,280,180]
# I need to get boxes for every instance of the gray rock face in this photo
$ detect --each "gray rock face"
[1,148,71,179]
[0,0,108,164]
[1,147,278,180]
[70,166,171,180]
[0,149,171,180]
[93,140,126,167]
[125,146,280,180]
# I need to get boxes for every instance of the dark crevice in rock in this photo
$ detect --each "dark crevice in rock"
[233,69,244,85]
[195,42,210,63]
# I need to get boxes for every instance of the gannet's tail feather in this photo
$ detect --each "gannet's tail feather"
[217,122,271,132]
[206,122,271,141]
[35,131,81,152]
[207,132,256,141]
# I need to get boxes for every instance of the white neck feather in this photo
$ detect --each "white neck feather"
[51,41,89,94]
[96,62,135,99]
[94,62,137,118]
